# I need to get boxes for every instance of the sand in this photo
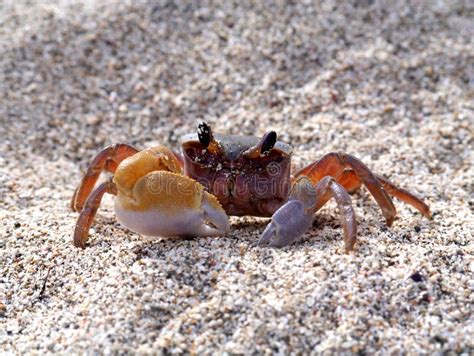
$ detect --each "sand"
[1,1,473,354]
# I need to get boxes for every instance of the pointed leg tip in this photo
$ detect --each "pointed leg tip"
[73,241,86,249]
[70,188,85,212]
[256,236,268,248]
[425,209,433,220]
[71,202,83,213]
[344,239,356,253]
[73,231,87,249]
[269,240,290,249]
[257,223,276,247]
[344,243,356,254]
[70,193,78,212]
[386,216,395,227]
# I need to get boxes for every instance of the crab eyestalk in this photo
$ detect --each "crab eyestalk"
[244,131,277,158]
[198,122,221,154]
[197,122,213,147]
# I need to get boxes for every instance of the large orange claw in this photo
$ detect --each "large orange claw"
[114,171,230,239]
[73,145,229,248]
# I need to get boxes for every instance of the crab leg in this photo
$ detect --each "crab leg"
[258,176,357,251]
[374,174,431,218]
[71,143,139,212]
[311,168,431,218]
[336,169,362,193]
[314,177,357,251]
[308,170,360,213]
[295,152,397,226]
[73,179,118,248]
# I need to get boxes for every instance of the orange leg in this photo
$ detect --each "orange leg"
[375,174,431,218]
[294,152,346,182]
[296,153,431,223]
[337,169,362,193]
[73,180,118,248]
[335,169,431,218]
[296,152,397,226]
[312,169,361,213]
[71,143,138,212]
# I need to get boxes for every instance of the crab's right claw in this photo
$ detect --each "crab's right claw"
[72,145,230,248]
[199,191,231,236]
[113,169,230,240]
[258,177,316,248]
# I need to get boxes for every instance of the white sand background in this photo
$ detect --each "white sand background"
[1,1,473,354]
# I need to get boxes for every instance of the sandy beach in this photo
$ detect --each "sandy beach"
[1,1,473,354]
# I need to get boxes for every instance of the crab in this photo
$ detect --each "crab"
[71,122,431,251]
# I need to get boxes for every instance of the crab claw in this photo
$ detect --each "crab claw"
[257,177,316,248]
[72,146,230,248]
[112,152,230,239]
[259,175,358,251]
[114,171,229,239]
[258,200,314,248]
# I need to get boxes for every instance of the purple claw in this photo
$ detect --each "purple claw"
[258,175,358,251]
[257,200,314,248]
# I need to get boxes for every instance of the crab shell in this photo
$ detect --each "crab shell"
[181,133,293,216]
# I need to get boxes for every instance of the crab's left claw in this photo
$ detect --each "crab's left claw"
[258,177,316,248]
[258,200,314,248]
[258,176,358,251]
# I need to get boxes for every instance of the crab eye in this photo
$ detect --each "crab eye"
[260,131,277,154]
[197,122,213,148]
[243,131,277,159]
